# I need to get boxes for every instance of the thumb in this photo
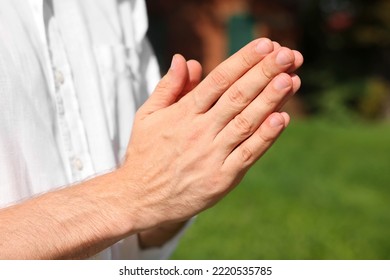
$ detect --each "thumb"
[140,54,189,115]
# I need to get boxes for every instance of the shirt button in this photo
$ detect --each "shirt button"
[72,157,84,171]
[54,70,65,88]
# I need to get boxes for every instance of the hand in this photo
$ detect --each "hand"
[120,38,303,231]
[0,38,302,259]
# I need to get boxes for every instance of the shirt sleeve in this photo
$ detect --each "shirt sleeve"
[110,218,195,260]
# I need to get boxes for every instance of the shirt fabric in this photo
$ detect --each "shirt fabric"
[0,0,187,259]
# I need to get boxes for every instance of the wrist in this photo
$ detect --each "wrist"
[85,169,140,237]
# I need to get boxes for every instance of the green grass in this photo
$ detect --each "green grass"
[171,118,390,259]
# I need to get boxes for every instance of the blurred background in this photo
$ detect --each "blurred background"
[145,0,390,259]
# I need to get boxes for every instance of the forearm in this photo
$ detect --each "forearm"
[0,170,136,259]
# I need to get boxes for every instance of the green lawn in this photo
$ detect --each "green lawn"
[171,119,390,259]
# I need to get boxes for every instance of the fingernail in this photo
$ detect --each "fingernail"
[276,49,293,65]
[170,55,177,70]
[255,39,273,55]
[274,75,291,90]
[269,114,284,127]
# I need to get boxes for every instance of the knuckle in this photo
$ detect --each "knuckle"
[208,68,230,92]
[234,114,254,137]
[240,146,253,163]
[258,129,275,144]
[228,84,248,106]
[208,175,224,196]
[260,92,276,107]
[156,75,171,91]
[260,64,274,81]
[187,127,203,143]
[239,52,252,69]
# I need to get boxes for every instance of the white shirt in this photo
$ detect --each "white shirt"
[0,0,186,259]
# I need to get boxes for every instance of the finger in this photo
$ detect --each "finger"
[280,112,291,126]
[177,60,203,100]
[214,73,296,154]
[139,54,189,115]
[273,42,303,73]
[290,74,302,94]
[188,38,274,113]
[222,112,289,174]
[208,47,296,131]
[185,60,203,92]
[289,50,304,73]
[273,41,281,49]
[274,73,302,112]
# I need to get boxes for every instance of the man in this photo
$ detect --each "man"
[0,0,303,259]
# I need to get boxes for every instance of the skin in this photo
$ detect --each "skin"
[0,38,303,259]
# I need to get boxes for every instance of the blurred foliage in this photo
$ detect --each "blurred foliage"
[299,0,390,121]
